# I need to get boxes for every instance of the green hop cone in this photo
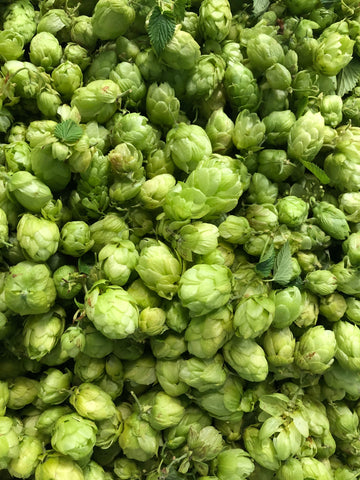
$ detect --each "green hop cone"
[23,306,66,361]
[51,61,83,100]
[232,109,265,151]
[70,382,118,421]
[188,425,224,464]
[185,154,248,220]
[109,61,146,110]
[334,321,360,371]
[205,107,234,154]
[63,42,91,69]
[185,305,233,359]
[304,270,338,295]
[343,232,360,266]
[98,240,139,286]
[327,401,359,440]
[186,54,226,101]
[109,112,160,155]
[324,133,360,193]
[179,354,227,392]
[165,123,212,173]
[178,264,232,316]
[233,294,275,340]
[199,0,232,41]
[135,239,181,300]
[320,94,343,127]
[29,32,62,72]
[8,435,43,479]
[7,376,39,410]
[224,62,260,113]
[146,82,180,127]
[5,261,56,315]
[70,14,97,51]
[4,141,32,172]
[245,203,278,232]
[71,80,121,124]
[85,281,139,340]
[160,28,201,71]
[148,391,185,431]
[193,372,243,423]
[7,171,53,213]
[73,353,105,383]
[243,426,280,471]
[246,172,278,205]
[38,368,72,405]
[164,405,211,450]
[314,31,354,76]
[319,292,347,323]
[287,111,325,163]
[155,359,189,397]
[150,331,187,360]
[346,297,360,325]
[263,327,296,367]
[53,265,84,301]
[218,215,252,245]
[51,413,97,461]
[83,461,108,480]
[17,213,60,262]
[331,260,360,297]
[294,325,336,374]
[0,416,20,471]
[247,33,284,72]
[257,149,295,183]
[138,174,176,211]
[312,201,350,240]
[139,307,167,337]
[223,336,268,382]
[265,63,292,90]
[119,412,160,462]
[92,0,135,40]
[174,221,219,261]
[276,196,309,228]
[107,142,142,176]
[214,448,255,480]
[263,110,296,147]
[0,30,24,62]
[35,452,84,480]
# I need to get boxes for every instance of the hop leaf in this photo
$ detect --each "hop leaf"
[54,119,83,144]
[337,59,360,97]
[299,160,330,185]
[273,241,293,286]
[148,6,176,56]
[173,0,190,21]
[256,243,275,278]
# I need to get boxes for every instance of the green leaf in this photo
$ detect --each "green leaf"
[148,6,176,56]
[273,241,293,286]
[78,252,96,275]
[54,119,83,144]
[337,59,360,97]
[256,243,275,278]
[299,160,330,185]
[173,0,190,22]
[253,0,270,16]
